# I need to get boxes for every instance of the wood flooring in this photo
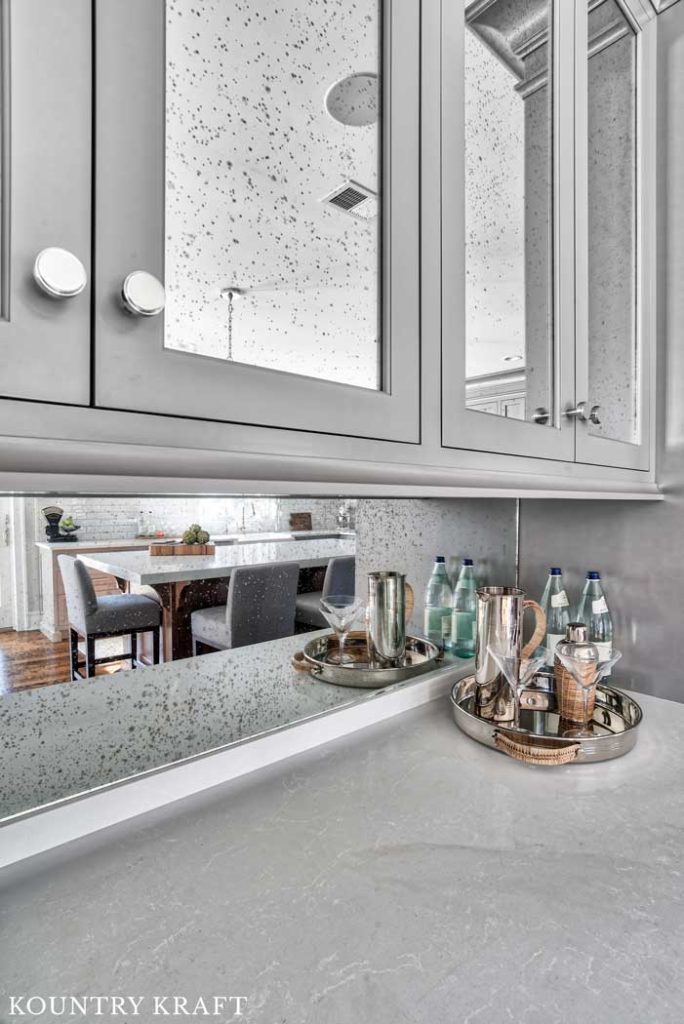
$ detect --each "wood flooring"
[0,630,127,694]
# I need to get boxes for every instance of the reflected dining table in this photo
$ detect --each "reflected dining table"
[77,537,355,661]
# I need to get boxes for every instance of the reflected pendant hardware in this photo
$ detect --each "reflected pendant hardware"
[220,287,245,360]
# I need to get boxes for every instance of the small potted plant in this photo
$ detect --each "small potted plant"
[59,514,80,537]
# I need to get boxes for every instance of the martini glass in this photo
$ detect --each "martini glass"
[555,649,622,737]
[488,646,549,725]
[320,594,364,665]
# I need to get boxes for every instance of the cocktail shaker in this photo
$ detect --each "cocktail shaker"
[367,571,406,667]
[554,623,600,723]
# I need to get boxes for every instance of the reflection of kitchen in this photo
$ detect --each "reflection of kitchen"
[463,0,545,421]
[0,496,356,692]
[465,369,526,420]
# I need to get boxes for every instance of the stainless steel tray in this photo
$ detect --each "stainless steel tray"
[300,631,440,688]
[450,674,643,764]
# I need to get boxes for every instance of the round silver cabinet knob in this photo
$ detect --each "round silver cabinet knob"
[121,271,165,317]
[33,247,87,298]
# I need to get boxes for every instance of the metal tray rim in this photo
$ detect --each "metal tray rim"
[301,631,441,688]
[450,675,643,764]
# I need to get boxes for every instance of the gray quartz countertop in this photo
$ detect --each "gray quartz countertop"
[1,688,681,1023]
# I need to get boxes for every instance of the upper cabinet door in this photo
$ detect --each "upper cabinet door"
[574,0,654,471]
[93,0,420,443]
[0,1,91,405]
[441,0,576,462]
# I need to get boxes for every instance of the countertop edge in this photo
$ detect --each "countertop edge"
[0,661,471,871]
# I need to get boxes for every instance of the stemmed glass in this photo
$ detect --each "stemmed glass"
[320,594,364,665]
[488,646,550,725]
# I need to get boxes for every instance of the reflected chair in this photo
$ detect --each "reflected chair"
[295,555,356,629]
[58,555,162,680]
[190,561,300,654]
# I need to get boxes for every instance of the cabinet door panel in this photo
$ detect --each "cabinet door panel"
[0,0,91,405]
[441,0,575,462]
[93,0,420,443]
[574,0,653,470]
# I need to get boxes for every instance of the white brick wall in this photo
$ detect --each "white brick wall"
[31,496,351,543]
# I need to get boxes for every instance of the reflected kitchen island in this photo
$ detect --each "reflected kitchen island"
[77,537,355,661]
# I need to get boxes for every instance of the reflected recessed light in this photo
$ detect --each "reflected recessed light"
[325,73,379,127]
[503,354,523,363]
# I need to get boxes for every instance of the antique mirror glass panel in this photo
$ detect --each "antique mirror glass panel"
[163,0,382,390]
[586,0,638,444]
[464,0,554,425]
[0,496,361,820]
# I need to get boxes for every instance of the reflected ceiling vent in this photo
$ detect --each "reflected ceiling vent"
[320,180,378,220]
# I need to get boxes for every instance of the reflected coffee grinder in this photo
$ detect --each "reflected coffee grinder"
[41,505,75,543]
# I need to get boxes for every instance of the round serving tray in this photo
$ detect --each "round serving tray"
[297,631,441,688]
[450,674,643,765]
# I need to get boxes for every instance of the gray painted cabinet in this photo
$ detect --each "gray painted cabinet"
[440,0,655,473]
[0,0,664,493]
[92,0,421,444]
[0,0,91,405]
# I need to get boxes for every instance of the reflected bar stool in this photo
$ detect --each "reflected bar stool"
[191,561,300,654]
[58,555,163,680]
[295,555,356,629]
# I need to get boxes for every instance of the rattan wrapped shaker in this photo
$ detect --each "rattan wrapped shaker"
[554,623,600,724]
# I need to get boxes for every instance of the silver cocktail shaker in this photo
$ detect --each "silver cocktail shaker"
[367,571,406,667]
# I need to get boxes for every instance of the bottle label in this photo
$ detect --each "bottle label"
[592,597,608,614]
[595,641,612,661]
[551,591,569,609]
[546,633,565,655]
[424,608,450,643]
[452,611,476,642]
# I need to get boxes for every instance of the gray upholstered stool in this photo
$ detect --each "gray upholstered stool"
[295,555,356,628]
[58,555,162,679]
[191,561,299,653]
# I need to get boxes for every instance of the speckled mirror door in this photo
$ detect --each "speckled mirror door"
[574,0,654,471]
[164,2,381,392]
[94,0,420,442]
[441,0,575,461]
[464,0,554,427]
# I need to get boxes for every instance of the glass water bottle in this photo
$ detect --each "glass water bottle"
[423,557,453,649]
[449,558,478,658]
[539,567,571,660]
[575,571,614,662]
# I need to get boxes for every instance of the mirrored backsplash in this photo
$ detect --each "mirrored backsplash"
[0,495,517,820]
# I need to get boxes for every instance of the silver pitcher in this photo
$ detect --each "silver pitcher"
[367,571,406,667]
[475,586,546,722]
